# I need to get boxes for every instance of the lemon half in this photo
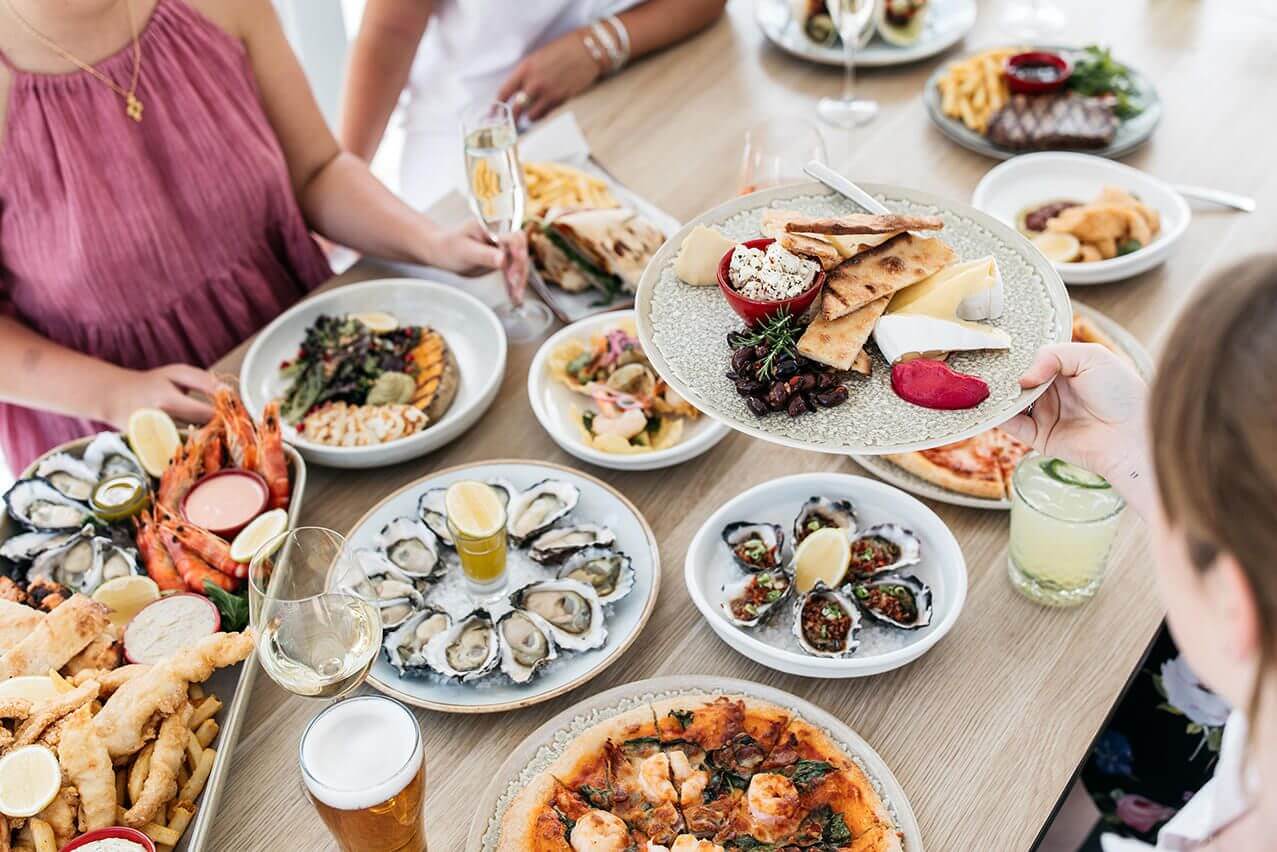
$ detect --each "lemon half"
[793,527,851,594]
[93,575,161,629]
[0,746,61,818]
[230,508,290,563]
[350,311,399,334]
[0,676,60,705]
[127,408,181,478]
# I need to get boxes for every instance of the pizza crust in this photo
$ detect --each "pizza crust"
[884,450,1005,500]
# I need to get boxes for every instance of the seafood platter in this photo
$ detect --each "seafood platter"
[0,389,303,851]
[685,473,965,678]
[635,180,1070,456]
[348,461,659,712]
[924,45,1161,160]
[239,278,506,468]
[527,310,730,471]
[756,0,977,68]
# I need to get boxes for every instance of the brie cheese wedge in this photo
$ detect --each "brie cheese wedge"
[886,255,1004,322]
[873,314,1011,364]
[674,225,735,286]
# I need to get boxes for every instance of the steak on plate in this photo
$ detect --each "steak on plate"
[986,92,1119,150]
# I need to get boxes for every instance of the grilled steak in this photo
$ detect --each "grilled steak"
[986,92,1119,150]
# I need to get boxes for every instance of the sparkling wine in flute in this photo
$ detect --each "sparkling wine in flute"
[464,124,525,239]
[818,0,879,127]
[826,0,875,43]
[258,592,380,699]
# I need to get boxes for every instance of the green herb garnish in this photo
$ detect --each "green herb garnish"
[577,784,611,808]
[1068,45,1144,120]
[1117,238,1142,256]
[203,582,249,632]
[789,759,835,790]
[823,811,852,844]
[732,311,801,381]
[669,709,694,730]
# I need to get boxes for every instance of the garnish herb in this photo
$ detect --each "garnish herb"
[622,736,662,752]
[1117,238,1142,256]
[556,810,576,835]
[727,838,776,851]
[1068,45,1143,119]
[669,709,695,730]
[789,759,835,790]
[732,311,800,381]
[823,812,852,844]
[577,784,611,808]
[203,582,249,632]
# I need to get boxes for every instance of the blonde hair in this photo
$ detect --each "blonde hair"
[1151,256,1277,722]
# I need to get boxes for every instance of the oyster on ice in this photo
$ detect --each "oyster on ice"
[721,522,784,572]
[4,478,97,530]
[793,582,861,658]
[29,534,139,595]
[849,574,933,630]
[424,610,500,681]
[720,569,792,628]
[485,478,520,510]
[363,570,426,629]
[34,454,101,502]
[83,432,145,479]
[528,524,616,564]
[509,578,605,651]
[374,517,443,580]
[556,546,634,604]
[416,488,454,547]
[792,497,857,546]
[0,527,85,563]
[497,610,558,683]
[383,607,451,676]
[507,480,580,544]
[846,524,921,578]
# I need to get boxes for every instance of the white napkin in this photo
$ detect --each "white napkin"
[518,111,592,165]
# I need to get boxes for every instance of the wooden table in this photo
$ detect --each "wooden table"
[210,1,1277,849]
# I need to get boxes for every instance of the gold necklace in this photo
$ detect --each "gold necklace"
[4,0,144,122]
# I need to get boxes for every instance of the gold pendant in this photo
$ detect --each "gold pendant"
[126,93,143,122]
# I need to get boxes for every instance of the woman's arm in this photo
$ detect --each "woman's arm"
[498,0,727,121]
[0,317,216,427]
[339,0,434,164]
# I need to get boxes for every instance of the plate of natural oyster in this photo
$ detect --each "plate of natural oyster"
[685,472,966,678]
[348,460,660,712]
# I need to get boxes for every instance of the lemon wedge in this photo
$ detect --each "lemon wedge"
[0,746,61,818]
[127,408,182,477]
[230,508,290,563]
[93,575,161,629]
[445,481,506,538]
[1032,232,1081,264]
[350,311,399,333]
[0,676,60,705]
[793,527,851,594]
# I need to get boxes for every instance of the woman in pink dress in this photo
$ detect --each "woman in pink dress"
[0,0,526,473]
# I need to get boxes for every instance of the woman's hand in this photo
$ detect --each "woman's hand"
[497,30,605,122]
[422,221,530,297]
[1002,341,1148,476]
[104,364,218,429]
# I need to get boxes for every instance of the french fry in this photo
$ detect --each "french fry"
[137,822,180,846]
[178,749,215,803]
[186,731,203,770]
[188,696,221,731]
[188,684,204,702]
[28,819,54,852]
[194,718,219,748]
[156,801,196,852]
[128,743,154,806]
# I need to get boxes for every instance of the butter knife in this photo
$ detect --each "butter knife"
[804,161,890,215]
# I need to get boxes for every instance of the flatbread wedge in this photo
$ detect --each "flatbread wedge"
[798,297,889,371]
[783,213,944,236]
[822,233,957,320]
[780,231,843,270]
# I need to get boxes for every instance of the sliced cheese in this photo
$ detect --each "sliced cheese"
[886,256,1004,322]
[827,230,900,258]
[674,225,734,286]
[873,314,1010,364]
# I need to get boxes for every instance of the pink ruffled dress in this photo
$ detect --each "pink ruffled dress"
[0,0,331,472]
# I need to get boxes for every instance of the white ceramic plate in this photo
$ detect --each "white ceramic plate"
[636,181,1072,456]
[527,310,731,472]
[685,473,966,678]
[239,278,506,469]
[922,46,1163,162]
[852,302,1154,509]
[755,0,976,68]
[468,675,925,851]
[971,152,1191,285]
[355,460,659,713]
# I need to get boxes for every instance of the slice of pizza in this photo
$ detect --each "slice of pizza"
[498,773,602,851]
[885,432,1009,499]
[715,717,902,851]
[651,696,791,840]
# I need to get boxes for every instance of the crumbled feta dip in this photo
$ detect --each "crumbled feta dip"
[728,242,819,301]
[77,840,147,852]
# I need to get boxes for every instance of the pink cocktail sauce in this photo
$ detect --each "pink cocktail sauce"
[182,469,268,536]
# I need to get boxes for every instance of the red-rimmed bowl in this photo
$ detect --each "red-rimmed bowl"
[180,468,269,538]
[60,826,156,852]
[716,238,826,327]
[1004,51,1072,94]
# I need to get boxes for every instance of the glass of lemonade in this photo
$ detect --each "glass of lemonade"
[248,527,383,699]
[1008,455,1126,607]
[301,695,427,852]
[445,481,509,593]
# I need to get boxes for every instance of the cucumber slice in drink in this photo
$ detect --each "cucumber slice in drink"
[1041,458,1111,489]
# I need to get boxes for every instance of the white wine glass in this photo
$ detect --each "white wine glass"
[461,100,553,343]
[249,527,383,700]
[999,0,1066,39]
[817,0,879,128]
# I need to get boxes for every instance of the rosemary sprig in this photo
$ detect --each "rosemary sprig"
[734,311,800,381]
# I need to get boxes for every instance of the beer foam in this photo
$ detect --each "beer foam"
[300,696,422,811]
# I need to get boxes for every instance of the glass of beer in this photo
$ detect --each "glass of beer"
[300,694,427,852]
[444,481,509,593]
[248,527,383,699]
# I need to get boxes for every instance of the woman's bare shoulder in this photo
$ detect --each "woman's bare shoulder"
[183,0,271,41]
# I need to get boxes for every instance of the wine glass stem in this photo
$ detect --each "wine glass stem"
[497,241,523,309]
[841,35,857,104]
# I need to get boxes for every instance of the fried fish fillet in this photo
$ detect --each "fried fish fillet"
[93,631,253,758]
[782,213,944,235]
[123,703,192,828]
[58,706,116,832]
[0,595,109,681]
[14,680,99,747]
[0,599,42,653]
[821,233,956,320]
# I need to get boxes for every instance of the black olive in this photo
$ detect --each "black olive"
[816,373,838,390]
[766,381,792,408]
[730,348,755,374]
[774,358,798,379]
[815,386,850,407]
[745,397,770,416]
[736,378,766,396]
[796,374,817,392]
[753,343,770,359]
[787,395,811,417]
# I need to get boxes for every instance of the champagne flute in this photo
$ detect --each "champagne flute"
[461,100,553,342]
[249,526,383,700]
[999,0,1066,39]
[817,0,879,128]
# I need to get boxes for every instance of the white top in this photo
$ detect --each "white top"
[1101,712,1256,851]
[399,0,640,207]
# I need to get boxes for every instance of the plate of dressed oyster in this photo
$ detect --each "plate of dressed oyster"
[348,460,660,712]
[685,473,966,678]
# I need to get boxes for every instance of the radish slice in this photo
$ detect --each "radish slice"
[124,594,221,664]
